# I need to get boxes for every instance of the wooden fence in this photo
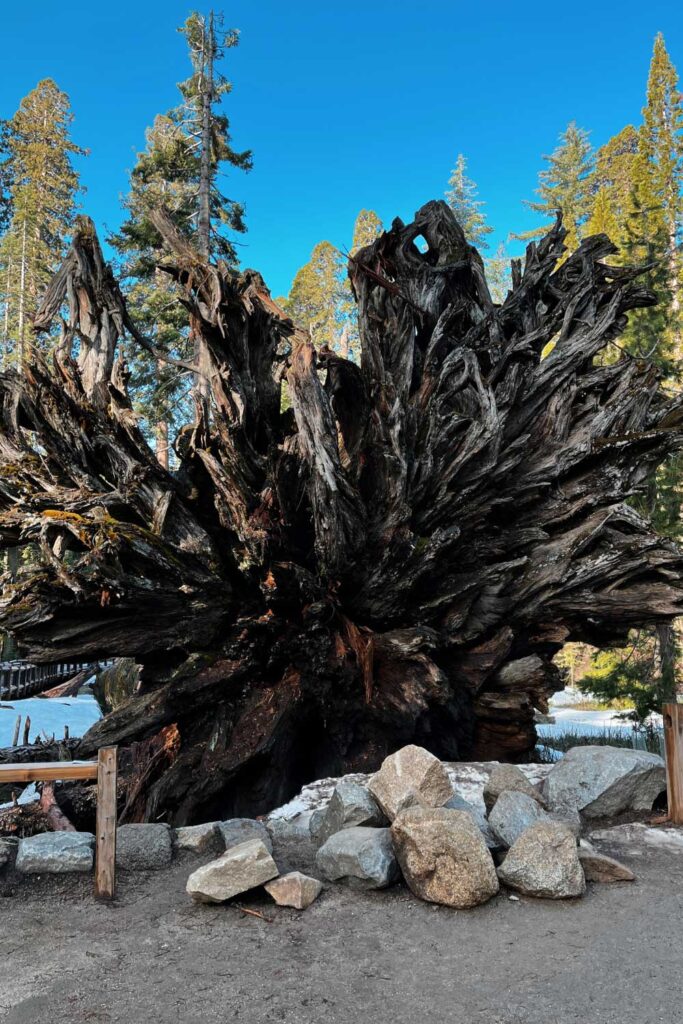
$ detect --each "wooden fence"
[0,746,118,899]
[0,660,99,701]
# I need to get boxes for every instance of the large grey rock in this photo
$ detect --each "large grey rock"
[484,763,545,814]
[488,790,548,848]
[116,823,173,870]
[548,808,582,838]
[316,826,399,889]
[543,745,666,819]
[367,745,453,821]
[265,871,323,909]
[578,842,635,882]
[443,792,497,849]
[391,807,499,908]
[497,821,585,899]
[187,838,278,904]
[218,818,273,854]
[318,780,386,843]
[16,831,94,873]
[174,822,222,855]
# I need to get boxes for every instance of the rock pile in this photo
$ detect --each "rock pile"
[1,743,660,912]
[182,742,650,909]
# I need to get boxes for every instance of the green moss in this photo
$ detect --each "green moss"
[41,510,86,523]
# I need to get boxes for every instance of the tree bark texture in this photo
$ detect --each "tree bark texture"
[1,201,683,824]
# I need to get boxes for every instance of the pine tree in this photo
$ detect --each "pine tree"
[0,120,11,234]
[586,186,620,240]
[588,125,640,246]
[484,242,511,304]
[284,240,341,348]
[111,12,252,453]
[445,154,493,248]
[579,627,678,722]
[284,210,385,361]
[519,122,594,248]
[639,32,683,358]
[350,208,383,253]
[176,10,252,262]
[342,208,384,356]
[0,80,84,369]
[629,36,683,555]
[110,115,200,466]
[621,150,671,362]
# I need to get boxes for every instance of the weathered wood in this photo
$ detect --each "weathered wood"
[95,746,117,900]
[1,202,683,823]
[38,781,76,831]
[663,703,683,825]
[0,738,82,764]
[0,761,98,783]
[39,668,91,700]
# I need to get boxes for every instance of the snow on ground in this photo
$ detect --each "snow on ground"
[265,761,554,834]
[589,822,683,854]
[0,694,102,747]
[537,689,665,756]
[540,706,639,737]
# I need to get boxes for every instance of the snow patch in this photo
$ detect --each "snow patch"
[0,694,101,747]
[589,822,683,855]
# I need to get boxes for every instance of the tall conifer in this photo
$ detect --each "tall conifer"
[284,241,341,349]
[111,11,252,452]
[0,80,84,368]
[519,122,594,249]
[445,154,493,248]
[639,32,683,358]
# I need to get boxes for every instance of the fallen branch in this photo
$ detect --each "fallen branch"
[38,781,76,831]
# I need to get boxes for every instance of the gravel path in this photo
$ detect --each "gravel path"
[1,829,682,1024]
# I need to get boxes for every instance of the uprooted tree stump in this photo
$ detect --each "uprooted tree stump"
[1,201,683,825]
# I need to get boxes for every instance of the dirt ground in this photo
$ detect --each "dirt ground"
[1,830,682,1024]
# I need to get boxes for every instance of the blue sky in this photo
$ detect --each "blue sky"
[2,1,681,297]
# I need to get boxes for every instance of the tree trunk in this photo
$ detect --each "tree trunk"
[197,14,213,263]
[194,11,215,423]
[17,218,27,371]
[2,201,683,824]
[155,414,170,471]
[656,622,677,703]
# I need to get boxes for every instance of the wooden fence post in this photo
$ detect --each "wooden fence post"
[95,746,118,900]
[663,703,683,826]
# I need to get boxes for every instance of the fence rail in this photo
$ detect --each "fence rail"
[0,660,100,701]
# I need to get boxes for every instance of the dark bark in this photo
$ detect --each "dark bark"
[1,201,683,824]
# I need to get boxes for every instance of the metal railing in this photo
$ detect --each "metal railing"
[0,660,100,701]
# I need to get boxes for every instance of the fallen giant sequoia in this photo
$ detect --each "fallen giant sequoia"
[1,202,682,824]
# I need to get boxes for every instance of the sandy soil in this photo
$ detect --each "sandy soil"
[1,827,682,1024]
